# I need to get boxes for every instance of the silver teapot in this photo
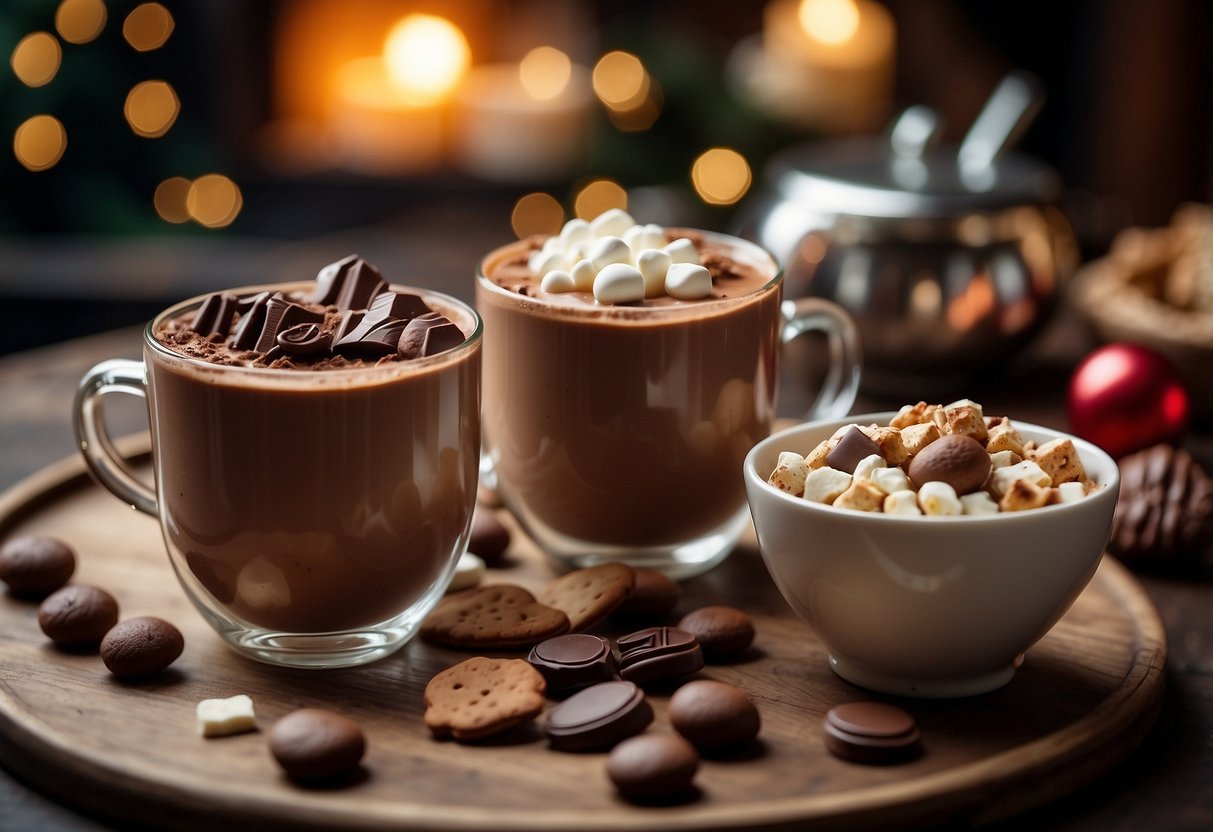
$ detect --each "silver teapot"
[740,74,1078,396]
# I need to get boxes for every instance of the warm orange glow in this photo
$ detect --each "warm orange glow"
[11,32,62,88]
[13,115,67,172]
[519,46,571,101]
[123,3,174,52]
[691,148,752,206]
[124,80,179,138]
[382,14,470,106]
[592,51,649,111]
[187,174,243,228]
[798,0,860,45]
[574,179,627,221]
[511,193,564,239]
[55,0,107,45]
[154,176,191,223]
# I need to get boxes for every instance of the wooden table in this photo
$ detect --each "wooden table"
[0,322,1209,831]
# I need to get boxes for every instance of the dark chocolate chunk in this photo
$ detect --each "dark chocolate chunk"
[310,255,388,312]
[333,291,432,356]
[606,734,700,802]
[270,708,366,783]
[39,585,120,647]
[276,322,331,356]
[100,616,184,677]
[398,312,464,359]
[823,702,921,764]
[190,292,241,337]
[246,296,325,354]
[0,536,76,599]
[528,633,618,694]
[826,426,884,474]
[617,626,704,685]
[544,680,653,751]
[668,680,760,751]
[231,292,275,351]
[676,606,755,661]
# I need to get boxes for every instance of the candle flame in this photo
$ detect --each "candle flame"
[798,0,861,46]
[383,14,470,106]
[519,46,572,100]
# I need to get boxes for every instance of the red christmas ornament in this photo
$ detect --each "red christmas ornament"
[1067,343,1190,459]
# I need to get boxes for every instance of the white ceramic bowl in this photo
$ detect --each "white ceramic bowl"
[744,414,1120,698]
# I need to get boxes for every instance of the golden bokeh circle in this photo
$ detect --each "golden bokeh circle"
[123,3,174,52]
[573,179,628,221]
[124,80,180,138]
[11,32,62,88]
[510,192,565,239]
[691,147,752,206]
[14,115,67,172]
[186,174,243,228]
[55,0,107,45]
[154,177,192,224]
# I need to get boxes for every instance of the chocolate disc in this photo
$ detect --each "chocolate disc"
[528,633,618,694]
[617,626,704,685]
[544,680,653,751]
[823,702,921,764]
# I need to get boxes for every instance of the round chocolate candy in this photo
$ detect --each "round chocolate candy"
[610,568,680,623]
[100,616,184,678]
[823,701,921,764]
[606,734,700,802]
[468,508,510,564]
[527,633,617,694]
[269,708,366,782]
[668,680,761,751]
[676,606,755,661]
[0,536,75,599]
[38,585,119,647]
[907,434,992,496]
[544,680,653,751]
[617,627,704,685]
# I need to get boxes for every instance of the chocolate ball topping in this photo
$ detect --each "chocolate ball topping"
[907,434,992,495]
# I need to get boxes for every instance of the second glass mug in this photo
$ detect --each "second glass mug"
[476,230,861,579]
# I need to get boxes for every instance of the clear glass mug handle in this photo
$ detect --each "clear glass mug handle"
[72,359,158,517]
[781,297,862,421]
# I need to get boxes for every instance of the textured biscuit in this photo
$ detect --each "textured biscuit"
[539,563,635,632]
[421,584,570,649]
[933,403,988,443]
[424,657,547,741]
[889,401,939,429]
[985,417,1026,458]
[833,479,885,512]
[804,437,837,470]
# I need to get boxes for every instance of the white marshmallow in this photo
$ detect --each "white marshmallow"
[664,237,700,264]
[870,465,912,495]
[803,467,852,504]
[918,481,962,516]
[945,398,984,419]
[590,208,635,238]
[570,258,597,292]
[566,242,589,263]
[559,218,593,248]
[852,454,886,482]
[588,236,633,271]
[989,450,1020,469]
[1057,481,1087,503]
[768,451,809,497]
[883,490,923,515]
[665,262,713,300]
[448,552,486,592]
[960,492,999,515]
[991,459,1052,496]
[635,248,672,298]
[541,235,565,256]
[593,263,645,304]
[623,223,667,253]
[540,270,577,293]
[196,694,256,738]
[529,248,570,277]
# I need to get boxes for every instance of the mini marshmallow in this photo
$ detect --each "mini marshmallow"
[834,479,885,512]
[1056,481,1087,503]
[768,451,809,497]
[566,242,589,263]
[541,235,565,256]
[588,236,633,272]
[570,258,597,292]
[448,552,486,592]
[623,223,666,253]
[590,208,635,238]
[991,459,1052,496]
[883,490,923,516]
[635,248,673,298]
[870,465,912,495]
[593,263,645,304]
[196,694,256,738]
[918,481,962,516]
[803,467,852,504]
[529,248,571,278]
[540,270,577,294]
[852,453,886,482]
[664,238,700,264]
[559,218,593,248]
[960,492,1000,515]
[945,398,984,419]
[665,262,713,300]
[988,450,1022,469]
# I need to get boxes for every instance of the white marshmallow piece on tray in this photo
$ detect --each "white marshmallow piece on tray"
[196,694,257,738]
[590,208,635,238]
[570,258,597,292]
[448,552,486,592]
[664,238,699,264]
[665,263,713,300]
[540,270,577,294]
[594,263,646,304]
[589,236,633,272]
[636,248,672,298]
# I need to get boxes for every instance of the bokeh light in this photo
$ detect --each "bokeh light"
[511,192,565,239]
[154,176,191,224]
[187,174,243,228]
[574,179,628,221]
[55,0,107,45]
[124,80,180,138]
[519,46,572,101]
[592,51,649,111]
[14,115,67,172]
[798,0,861,45]
[11,32,62,88]
[383,14,470,106]
[123,3,174,52]
[691,148,753,206]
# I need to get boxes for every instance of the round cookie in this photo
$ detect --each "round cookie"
[0,536,75,598]
[668,680,761,751]
[539,563,635,632]
[421,584,570,649]
[606,734,700,802]
[424,657,547,741]
[677,606,755,661]
[823,701,921,764]
[269,708,365,782]
[100,617,184,677]
[38,585,119,647]
[544,680,653,751]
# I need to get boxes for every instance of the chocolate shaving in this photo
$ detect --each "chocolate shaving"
[190,292,241,337]
[310,255,389,312]
[276,322,331,356]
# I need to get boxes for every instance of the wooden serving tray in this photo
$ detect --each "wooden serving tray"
[0,439,1166,831]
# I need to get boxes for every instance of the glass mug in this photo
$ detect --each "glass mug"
[74,284,482,669]
[476,230,860,579]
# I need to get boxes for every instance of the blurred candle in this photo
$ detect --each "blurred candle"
[455,46,593,183]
